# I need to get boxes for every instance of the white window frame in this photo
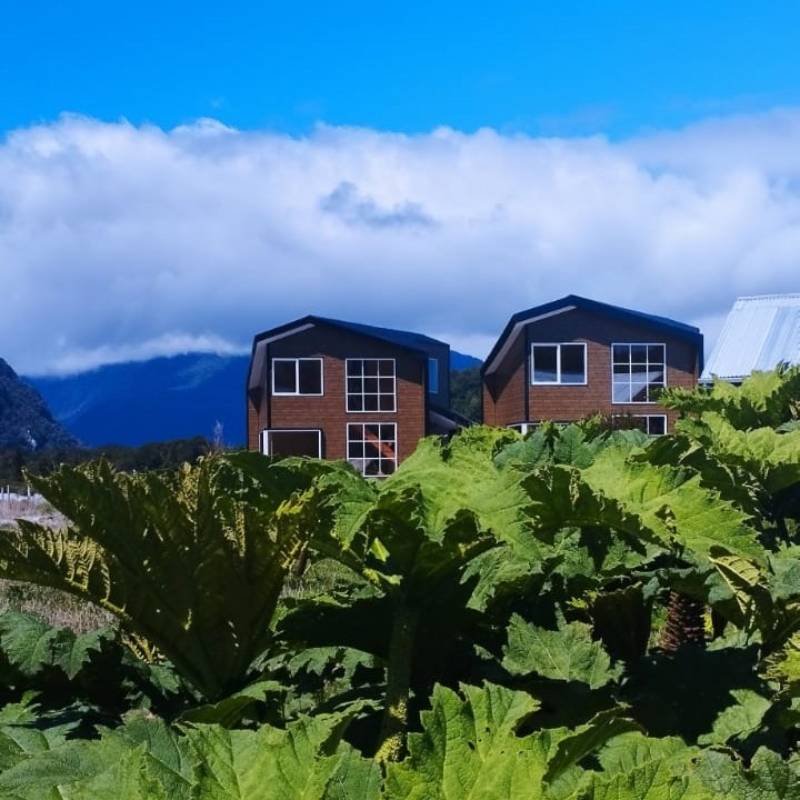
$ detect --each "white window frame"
[271,358,324,396]
[428,357,439,394]
[345,358,397,413]
[612,414,668,436]
[530,342,588,386]
[346,422,398,477]
[261,428,323,457]
[611,343,667,405]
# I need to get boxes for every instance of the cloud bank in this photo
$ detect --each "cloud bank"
[2,110,800,374]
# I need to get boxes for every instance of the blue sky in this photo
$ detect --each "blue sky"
[3,1,800,137]
[2,2,800,373]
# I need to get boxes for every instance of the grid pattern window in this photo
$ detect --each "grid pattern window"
[428,358,439,394]
[531,343,586,385]
[346,359,396,411]
[612,344,666,403]
[347,423,397,477]
[612,415,667,436]
[272,358,323,395]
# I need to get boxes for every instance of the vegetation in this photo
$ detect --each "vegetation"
[0,436,212,491]
[0,368,798,797]
[449,366,482,421]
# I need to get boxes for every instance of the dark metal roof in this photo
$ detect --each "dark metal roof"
[251,315,447,362]
[483,295,704,375]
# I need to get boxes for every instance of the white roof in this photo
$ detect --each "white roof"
[702,294,800,382]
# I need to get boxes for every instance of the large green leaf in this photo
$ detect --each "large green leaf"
[698,690,773,746]
[663,367,800,430]
[384,682,635,800]
[580,732,706,799]
[0,611,113,680]
[186,713,381,800]
[580,446,764,562]
[695,747,800,799]
[0,454,328,699]
[503,614,622,689]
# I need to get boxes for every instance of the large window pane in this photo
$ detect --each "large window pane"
[613,382,631,403]
[532,345,558,383]
[266,430,321,457]
[560,344,586,384]
[613,344,630,364]
[298,360,322,394]
[273,361,296,394]
[631,345,648,363]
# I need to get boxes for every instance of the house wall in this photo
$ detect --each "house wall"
[247,325,426,463]
[482,334,526,426]
[486,308,699,431]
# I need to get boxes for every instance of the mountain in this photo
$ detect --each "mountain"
[29,354,248,448]
[0,359,77,450]
[450,351,482,371]
[29,350,481,448]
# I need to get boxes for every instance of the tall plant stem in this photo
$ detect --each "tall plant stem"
[375,598,419,763]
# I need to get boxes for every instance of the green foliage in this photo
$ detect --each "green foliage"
[0,436,211,490]
[503,614,623,689]
[449,366,482,422]
[0,454,332,700]
[0,368,799,793]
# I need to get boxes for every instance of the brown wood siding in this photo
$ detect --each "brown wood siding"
[486,308,698,432]
[249,325,426,464]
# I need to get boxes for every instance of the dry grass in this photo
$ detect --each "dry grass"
[0,579,114,633]
[0,503,112,633]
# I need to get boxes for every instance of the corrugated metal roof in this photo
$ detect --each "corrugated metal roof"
[702,294,800,382]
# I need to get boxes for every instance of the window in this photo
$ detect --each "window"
[347,423,397,476]
[612,344,666,403]
[272,358,323,395]
[612,415,667,436]
[428,358,439,394]
[531,343,587,385]
[346,359,396,412]
[262,429,322,457]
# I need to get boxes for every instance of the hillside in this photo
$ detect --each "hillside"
[0,359,77,449]
[29,350,481,447]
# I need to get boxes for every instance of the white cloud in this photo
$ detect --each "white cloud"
[2,110,800,375]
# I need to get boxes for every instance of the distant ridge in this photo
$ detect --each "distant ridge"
[0,358,77,450]
[29,350,481,448]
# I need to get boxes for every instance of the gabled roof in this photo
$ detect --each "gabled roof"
[702,294,800,383]
[248,315,447,392]
[252,315,447,355]
[483,295,703,376]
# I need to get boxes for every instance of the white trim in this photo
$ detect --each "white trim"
[484,305,577,375]
[612,414,668,436]
[345,358,397,413]
[258,323,315,345]
[530,342,588,386]
[428,357,439,394]
[610,342,667,405]
[346,422,398,477]
[271,357,324,396]
[262,428,323,457]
